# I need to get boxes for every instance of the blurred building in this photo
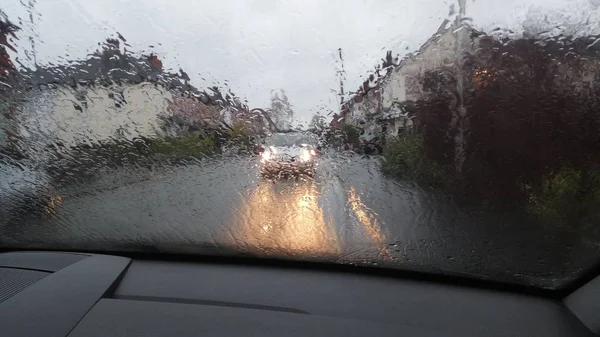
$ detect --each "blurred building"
[17,51,174,150]
[341,19,481,140]
[341,18,600,141]
[14,45,240,159]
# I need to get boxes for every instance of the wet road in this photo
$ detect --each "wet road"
[2,153,599,289]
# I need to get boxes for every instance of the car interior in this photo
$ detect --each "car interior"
[1,250,598,336]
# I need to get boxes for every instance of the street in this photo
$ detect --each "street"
[2,152,598,289]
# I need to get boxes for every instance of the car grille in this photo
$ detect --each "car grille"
[274,154,296,162]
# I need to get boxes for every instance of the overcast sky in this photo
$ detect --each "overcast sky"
[4,0,599,121]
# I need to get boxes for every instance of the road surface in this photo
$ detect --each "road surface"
[1,152,599,289]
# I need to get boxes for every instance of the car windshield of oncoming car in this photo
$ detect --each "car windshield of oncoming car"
[1,0,600,291]
[266,134,315,147]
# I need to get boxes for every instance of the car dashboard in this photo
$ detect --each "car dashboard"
[0,251,598,336]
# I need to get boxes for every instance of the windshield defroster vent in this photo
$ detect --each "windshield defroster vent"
[0,267,49,304]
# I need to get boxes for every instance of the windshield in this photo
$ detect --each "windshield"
[266,133,316,147]
[2,0,600,290]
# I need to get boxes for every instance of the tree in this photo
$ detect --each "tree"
[0,15,19,80]
[414,33,600,200]
[308,113,327,131]
[269,89,294,131]
[250,108,278,133]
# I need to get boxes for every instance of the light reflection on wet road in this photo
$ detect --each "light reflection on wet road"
[2,153,599,288]
[233,181,340,257]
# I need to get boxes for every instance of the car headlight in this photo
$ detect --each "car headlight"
[300,148,312,162]
[261,151,271,161]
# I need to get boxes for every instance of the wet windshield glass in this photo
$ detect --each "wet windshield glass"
[1,0,600,290]
[267,134,315,147]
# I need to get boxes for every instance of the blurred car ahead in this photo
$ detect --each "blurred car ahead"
[259,132,318,178]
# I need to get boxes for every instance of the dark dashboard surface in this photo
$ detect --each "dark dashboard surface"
[0,251,597,336]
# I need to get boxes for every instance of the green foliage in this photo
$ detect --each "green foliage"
[46,134,217,183]
[342,124,360,146]
[81,135,216,161]
[381,135,448,186]
[227,122,251,146]
[322,124,362,151]
[527,168,581,224]
[587,169,600,210]
[528,168,600,225]
[150,135,215,157]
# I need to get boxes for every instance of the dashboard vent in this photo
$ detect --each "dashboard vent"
[0,267,49,303]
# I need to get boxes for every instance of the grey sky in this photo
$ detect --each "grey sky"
[4,0,599,121]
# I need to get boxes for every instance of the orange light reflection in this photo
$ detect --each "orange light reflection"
[231,181,341,258]
[346,186,392,260]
